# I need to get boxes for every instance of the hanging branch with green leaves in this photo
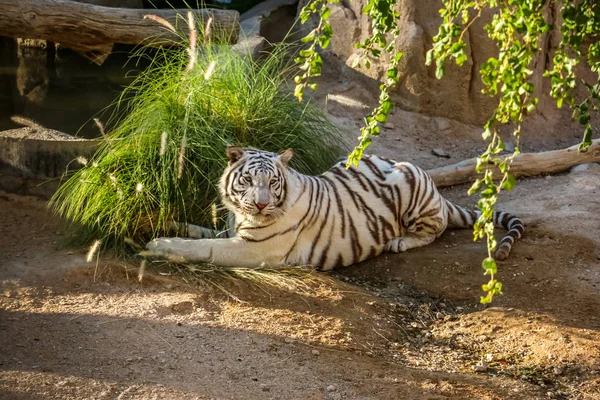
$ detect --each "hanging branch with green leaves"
[295,0,403,166]
[295,0,600,303]
[426,0,600,303]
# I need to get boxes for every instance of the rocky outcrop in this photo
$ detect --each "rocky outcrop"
[298,0,592,129]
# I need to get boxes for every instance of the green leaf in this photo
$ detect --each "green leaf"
[456,52,468,66]
[482,257,497,275]
[501,173,516,191]
[294,85,304,102]
[435,62,445,80]
[480,293,493,304]
[301,31,316,43]
[299,49,313,58]
[319,36,331,49]
[499,160,507,173]
[299,9,311,23]
[375,112,387,123]
[425,49,433,66]
[579,125,593,151]
[322,23,333,37]
[468,179,483,195]
[381,99,393,115]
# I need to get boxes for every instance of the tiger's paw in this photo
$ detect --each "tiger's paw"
[146,237,176,252]
[385,237,408,253]
[143,238,187,262]
[144,237,212,263]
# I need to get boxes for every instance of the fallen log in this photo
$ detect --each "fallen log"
[426,139,600,188]
[0,0,240,64]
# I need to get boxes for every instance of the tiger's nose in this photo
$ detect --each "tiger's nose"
[255,202,268,210]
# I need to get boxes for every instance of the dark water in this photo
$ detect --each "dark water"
[0,37,148,139]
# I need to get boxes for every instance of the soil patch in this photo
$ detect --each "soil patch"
[2,77,600,399]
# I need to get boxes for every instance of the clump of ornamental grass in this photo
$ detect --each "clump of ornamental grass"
[49,13,344,250]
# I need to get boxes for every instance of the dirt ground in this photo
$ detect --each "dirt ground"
[2,77,600,399]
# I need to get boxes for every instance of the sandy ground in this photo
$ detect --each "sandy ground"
[1,78,600,399]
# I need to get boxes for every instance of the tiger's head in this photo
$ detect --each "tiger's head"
[219,147,294,220]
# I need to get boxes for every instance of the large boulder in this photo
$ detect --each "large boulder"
[298,0,593,129]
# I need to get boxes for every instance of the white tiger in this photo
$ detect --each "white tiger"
[146,147,524,269]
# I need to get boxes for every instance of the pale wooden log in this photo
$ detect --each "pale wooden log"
[0,0,239,64]
[426,139,600,188]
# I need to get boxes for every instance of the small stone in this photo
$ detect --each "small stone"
[504,141,516,152]
[435,312,444,319]
[311,349,320,356]
[553,367,563,375]
[383,122,395,130]
[435,118,451,131]
[125,357,133,362]
[485,353,494,362]
[326,385,337,392]
[547,391,556,398]
[432,148,450,158]
[260,384,270,392]
[472,362,488,372]
[571,163,600,174]
[284,338,294,344]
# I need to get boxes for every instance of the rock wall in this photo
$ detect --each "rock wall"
[299,0,594,129]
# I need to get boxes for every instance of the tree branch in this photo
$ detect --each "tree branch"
[427,139,600,188]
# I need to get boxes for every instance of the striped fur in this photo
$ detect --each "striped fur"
[147,148,523,269]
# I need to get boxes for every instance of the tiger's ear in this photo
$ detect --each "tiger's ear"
[278,148,294,166]
[226,146,245,165]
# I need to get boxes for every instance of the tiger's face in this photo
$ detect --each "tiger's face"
[220,147,293,219]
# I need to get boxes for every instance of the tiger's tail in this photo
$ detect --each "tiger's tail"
[444,199,524,260]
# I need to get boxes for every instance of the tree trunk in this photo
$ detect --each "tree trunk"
[426,139,600,188]
[0,0,239,64]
